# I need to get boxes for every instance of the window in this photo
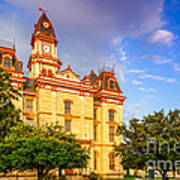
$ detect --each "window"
[94,125,97,141]
[109,126,114,142]
[4,58,11,69]
[65,120,71,132]
[94,151,97,170]
[64,101,71,114]
[94,108,97,120]
[110,80,114,89]
[26,99,33,112]
[109,110,114,121]
[109,152,115,170]
[26,119,33,126]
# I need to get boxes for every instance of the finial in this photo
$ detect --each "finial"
[38,8,48,13]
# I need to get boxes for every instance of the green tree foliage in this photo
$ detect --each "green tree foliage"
[0,123,89,180]
[0,67,21,141]
[115,109,180,180]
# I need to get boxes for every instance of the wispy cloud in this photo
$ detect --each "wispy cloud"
[116,47,127,61]
[173,64,180,71]
[112,36,122,46]
[140,54,172,64]
[148,29,174,45]
[166,78,176,83]
[128,69,145,73]
[132,80,143,85]
[124,103,145,121]
[141,74,164,80]
[141,73,176,83]
[139,87,155,92]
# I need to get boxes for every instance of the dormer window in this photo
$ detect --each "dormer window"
[110,80,114,89]
[4,58,11,69]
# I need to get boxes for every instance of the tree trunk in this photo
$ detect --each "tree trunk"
[162,171,167,180]
[58,168,62,178]
[134,169,138,178]
[37,168,44,180]
[173,169,176,178]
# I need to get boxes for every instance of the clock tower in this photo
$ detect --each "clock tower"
[28,11,62,78]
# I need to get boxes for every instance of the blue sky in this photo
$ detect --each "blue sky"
[0,0,180,122]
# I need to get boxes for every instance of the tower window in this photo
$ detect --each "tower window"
[110,80,114,89]
[4,58,11,69]
[26,99,33,112]
[109,152,115,170]
[109,126,114,142]
[65,120,71,132]
[109,110,114,121]
[94,125,97,141]
[64,101,71,114]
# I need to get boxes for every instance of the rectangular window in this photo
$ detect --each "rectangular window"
[109,153,115,170]
[94,108,97,120]
[4,58,11,69]
[109,110,114,121]
[26,99,33,112]
[94,125,97,141]
[94,151,97,170]
[26,119,33,126]
[109,126,114,142]
[65,120,71,132]
[65,101,71,114]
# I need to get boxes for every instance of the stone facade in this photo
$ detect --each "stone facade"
[0,12,126,178]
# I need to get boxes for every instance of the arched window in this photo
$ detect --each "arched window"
[64,101,71,114]
[48,69,53,76]
[4,58,11,69]
[109,152,115,170]
[42,69,47,76]
[110,80,114,89]
[109,110,114,121]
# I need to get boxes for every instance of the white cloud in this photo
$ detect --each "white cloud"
[128,69,145,73]
[173,64,180,71]
[141,73,176,83]
[132,80,142,86]
[147,88,155,92]
[116,47,127,61]
[166,78,176,83]
[140,54,172,64]
[139,87,155,92]
[149,29,174,45]
[141,74,164,80]
[112,36,122,46]
[124,103,145,121]
[139,87,145,91]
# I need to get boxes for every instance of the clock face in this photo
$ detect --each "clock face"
[43,21,50,29]
[43,44,50,53]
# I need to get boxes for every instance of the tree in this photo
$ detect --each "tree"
[0,123,89,180]
[0,67,21,142]
[115,109,180,180]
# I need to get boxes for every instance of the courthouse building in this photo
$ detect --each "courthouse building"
[0,12,126,178]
